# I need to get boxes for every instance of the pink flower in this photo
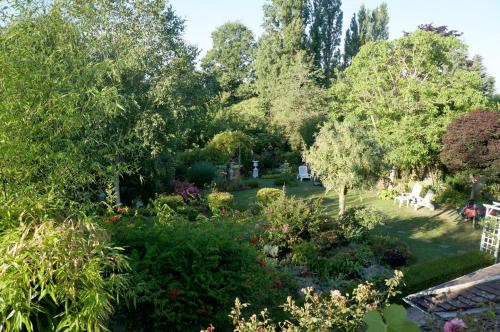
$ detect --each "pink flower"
[443,318,466,332]
[331,290,342,298]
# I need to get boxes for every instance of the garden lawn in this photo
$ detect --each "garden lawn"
[231,179,482,263]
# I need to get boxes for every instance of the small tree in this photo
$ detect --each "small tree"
[440,109,500,199]
[304,120,382,216]
[207,130,252,167]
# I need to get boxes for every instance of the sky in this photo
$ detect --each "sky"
[170,0,500,93]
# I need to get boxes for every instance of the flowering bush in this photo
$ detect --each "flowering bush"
[171,180,200,202]
[220,271,404,332]
[443,318,467,332]
[263,195,325,248]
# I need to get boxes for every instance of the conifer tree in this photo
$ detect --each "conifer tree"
[309,0,343,82]
[343,2,389,66]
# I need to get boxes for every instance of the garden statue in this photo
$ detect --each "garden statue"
[229,161,235,180]
[252,160,259,178]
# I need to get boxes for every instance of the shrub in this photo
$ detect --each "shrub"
[153,194,184,223]
[224,271,403,332]
[0,219,129,331]
[171,180,201,202]
[264,196,325,248]
[153,194,200,221]
[187,161,217,188]
[368,235,413,268]
[207,192,234,214]
[175,147,226,177]
[337,206,384,241]
[110,220,290,331]
[256,188,284,206]
[377,188,399,200]
[402,251,494,296]
[154,194,185,211]
[292,242,374,280]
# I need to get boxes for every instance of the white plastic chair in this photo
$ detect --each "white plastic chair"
[297,165,311,181]
[411,190,435,211]
[394,183,423,207]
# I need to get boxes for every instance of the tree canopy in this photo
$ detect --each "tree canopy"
[333,30,488,173]
[304,120,381,215]
[440,110,500,180]
[202,22,256,103]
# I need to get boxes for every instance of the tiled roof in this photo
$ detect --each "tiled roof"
[404,264,500,319]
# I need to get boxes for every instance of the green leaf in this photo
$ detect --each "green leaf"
[383,304,407,324]
[364,310,386,332]
[388,321,420,332]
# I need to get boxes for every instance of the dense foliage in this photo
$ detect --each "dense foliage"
[333,30,488,174]
[217,271,403,332]
[0,219,128,331]
[109,219,291,331]
[440,109,500,198]
[264,196,325,248]
[1,0,498,330]
[304,120,381,215]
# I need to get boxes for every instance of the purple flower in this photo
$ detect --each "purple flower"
[443,318,466,332]
[171,180,200,202]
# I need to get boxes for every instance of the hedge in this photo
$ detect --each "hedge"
[402,251,494,297]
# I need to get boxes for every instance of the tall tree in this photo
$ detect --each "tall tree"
[202,22,256,104]
[309,0,343,82]
[0,0,205,204]
[255,0,310,105]
[255,0,327,150]
[470,54,496,99]
[369,2,389,40]
[343,14,360,66]
[333,30,488,174]
[343,3,389,66]
[270,56,327,150]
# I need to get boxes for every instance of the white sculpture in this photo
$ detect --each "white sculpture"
[252,160,259,178]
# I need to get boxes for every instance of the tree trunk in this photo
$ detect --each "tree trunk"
[338,185,347,217]
[388,166,397,189]
[470,174,481,200]
[114,173,122,205]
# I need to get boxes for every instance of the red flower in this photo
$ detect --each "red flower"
[169,289,181,297]
[116,207,129,214]
[107,215,121,223]
[256,258,266,267]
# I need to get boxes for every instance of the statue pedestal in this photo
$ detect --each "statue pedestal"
[252,160,259,178]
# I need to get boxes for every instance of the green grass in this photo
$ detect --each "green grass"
[231,179,482,263]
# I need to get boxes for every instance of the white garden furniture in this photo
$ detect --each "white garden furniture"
[297,165,311,181]
[411,190,435,211]
[394,183,423,207]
